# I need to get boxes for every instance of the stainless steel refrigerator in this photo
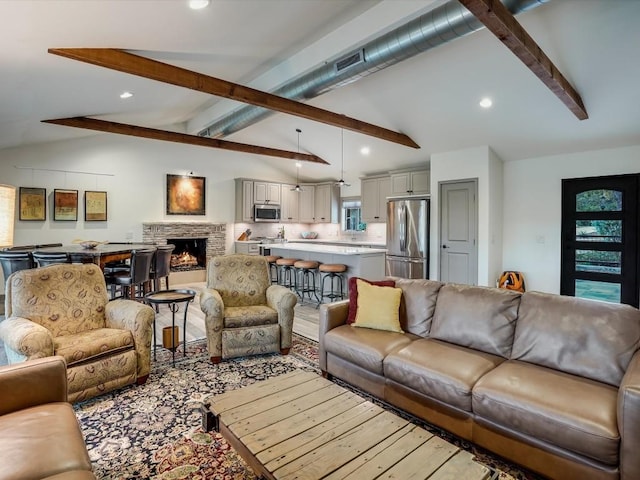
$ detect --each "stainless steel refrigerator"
[385,197,430,279]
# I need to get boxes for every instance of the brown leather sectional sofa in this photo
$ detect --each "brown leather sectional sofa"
[319,278,640,480]
[0,356,96,480]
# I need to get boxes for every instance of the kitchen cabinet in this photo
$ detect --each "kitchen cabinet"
[361,175,391,223]
[253,181,281,204]
[280,184,299,223]
[390,169,430,195]
[314,183,340,223]
[298,184,315,223]
[235,179,254,222]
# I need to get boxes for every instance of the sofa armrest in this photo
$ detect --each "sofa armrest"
[266,285,297,350]
[318,300,349,371]
[105,299,155,379]
[0,356,68,415]
[200,288,224,360]
[0,316,54,362]
[618,351,640,480]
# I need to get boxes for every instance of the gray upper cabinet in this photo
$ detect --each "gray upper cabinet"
[298,184,315,223]
[254,181,281,204]
[390,170,430,195]
[280,184,299,223]
[314,183,340,223]
[234,178,339,224]
[361,175,391,223]
[235,179,254,222]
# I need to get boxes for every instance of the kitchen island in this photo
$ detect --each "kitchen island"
[264,242,387,284]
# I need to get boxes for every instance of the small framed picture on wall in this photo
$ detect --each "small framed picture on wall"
[84,190,107,221]
[53,189,78,221]
[19,187,46,221]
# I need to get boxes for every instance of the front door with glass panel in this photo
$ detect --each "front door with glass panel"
[561,175,639,307]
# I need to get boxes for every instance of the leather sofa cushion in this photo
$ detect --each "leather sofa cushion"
[392,278,443,337]
[384,338,504,411]
[473,360,620,465]
[430,284,521,358]
[323,325,414,375]
[512,291,640,386]
[0,403,93,480]
[54,327,134,366]
[224,305,278,328]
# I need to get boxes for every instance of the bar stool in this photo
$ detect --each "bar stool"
[294,260,320,305]
[264,255,281,284]
[104,248,155,300]
[276,257,299,290]
[319,263,347,304]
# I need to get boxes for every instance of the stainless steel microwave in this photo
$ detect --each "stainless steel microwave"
[253,203,281,222]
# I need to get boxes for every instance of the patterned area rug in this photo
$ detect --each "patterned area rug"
[74,335,541,480]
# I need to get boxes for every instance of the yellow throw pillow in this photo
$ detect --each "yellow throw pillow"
[353,279,404,333]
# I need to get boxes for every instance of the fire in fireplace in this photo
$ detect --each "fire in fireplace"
[167,238,207,272]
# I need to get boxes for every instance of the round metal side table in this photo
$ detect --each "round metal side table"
[144,289,196,366]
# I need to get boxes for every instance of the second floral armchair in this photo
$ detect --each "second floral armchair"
[200,254,297,363]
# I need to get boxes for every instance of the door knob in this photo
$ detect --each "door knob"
[442,245,448,249]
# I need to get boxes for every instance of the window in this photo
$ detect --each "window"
[341,197,366,231]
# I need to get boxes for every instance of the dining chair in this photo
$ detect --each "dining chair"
[104,248,155,300]
[32,252,70,267]
[150,244,175,292]
[0,251,35,280]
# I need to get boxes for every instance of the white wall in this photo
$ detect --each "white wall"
[488,148,504,287]
[0,133,298,252]
[430,145,505,286]
[3,132,638,294]
[502,144,640,294]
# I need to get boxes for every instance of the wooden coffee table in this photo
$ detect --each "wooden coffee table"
[204,370,490,480]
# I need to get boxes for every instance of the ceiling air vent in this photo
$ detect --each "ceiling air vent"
[334,49,365,73]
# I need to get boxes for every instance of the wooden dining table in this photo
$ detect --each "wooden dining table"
[33,243,156,270]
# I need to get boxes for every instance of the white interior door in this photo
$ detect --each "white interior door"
[439,180,478,285]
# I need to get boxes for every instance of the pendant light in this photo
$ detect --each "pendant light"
[335,129,351,187]
[291,128,304,192]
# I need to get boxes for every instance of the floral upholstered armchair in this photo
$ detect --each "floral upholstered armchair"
[0,263,154,402]
[200,254,297,363]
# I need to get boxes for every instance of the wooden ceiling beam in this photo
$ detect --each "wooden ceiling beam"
[458,0,588,120]
[48,48,420,148]
[42,117,329,164]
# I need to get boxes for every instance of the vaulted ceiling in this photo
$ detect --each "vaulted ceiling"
[1,0,639,184]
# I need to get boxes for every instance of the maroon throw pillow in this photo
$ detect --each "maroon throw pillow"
[347,277,396,324]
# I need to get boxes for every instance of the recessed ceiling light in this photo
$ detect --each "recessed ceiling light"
[479,97,493,108]
[360,146,370,156]
[189,0,210,10]
[120,91,133,99]
[295,162,302,168]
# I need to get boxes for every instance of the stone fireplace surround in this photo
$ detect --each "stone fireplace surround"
[142,222,226,270]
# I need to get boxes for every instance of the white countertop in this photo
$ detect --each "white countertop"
[264,242,387,256]
[291,238,386,248]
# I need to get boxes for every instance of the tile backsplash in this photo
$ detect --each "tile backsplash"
[233,222,386,243]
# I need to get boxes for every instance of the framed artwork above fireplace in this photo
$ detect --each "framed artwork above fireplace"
[166,174,206,215]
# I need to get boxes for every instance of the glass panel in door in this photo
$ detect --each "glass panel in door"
[561,175,638,307]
